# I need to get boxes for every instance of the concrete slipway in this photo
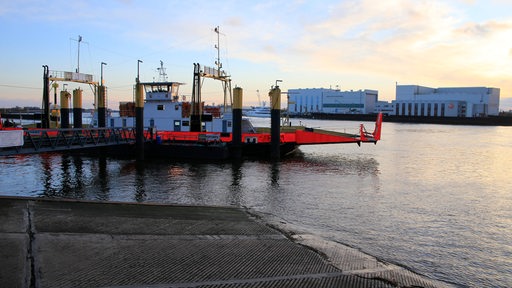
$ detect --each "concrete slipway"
[0,196,453,288]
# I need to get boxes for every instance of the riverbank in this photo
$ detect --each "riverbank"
[0,196,451,287]
[292,113,512,126]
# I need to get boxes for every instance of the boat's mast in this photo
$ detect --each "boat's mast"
[214,26,222,78]
[77,35,82,73]
[213,26,232,112]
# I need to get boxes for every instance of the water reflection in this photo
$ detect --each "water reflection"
[72,156,85,198]
[61,155,73,197]
[41,154,54,196]
[96,157,109,201]
[39,154,111,201]
[134,162,146,202]
[40,154,87,199]
[34,151,380,209]
[270,162,280,187]
[229,160,243,206]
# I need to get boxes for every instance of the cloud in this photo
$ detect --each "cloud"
[2,0,512,107]
[244,0,512,96]
[456,20,512,37]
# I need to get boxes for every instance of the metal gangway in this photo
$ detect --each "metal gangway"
[0,127,141,156]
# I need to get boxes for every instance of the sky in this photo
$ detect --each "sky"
[1,0,512,110]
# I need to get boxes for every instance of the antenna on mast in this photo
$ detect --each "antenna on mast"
[157,60,168,82]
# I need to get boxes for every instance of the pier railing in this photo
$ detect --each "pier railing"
[0,127,142,156]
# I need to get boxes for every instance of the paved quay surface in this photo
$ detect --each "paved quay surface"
[0,196,453,288]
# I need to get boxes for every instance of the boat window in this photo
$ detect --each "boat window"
[157,105,165,111]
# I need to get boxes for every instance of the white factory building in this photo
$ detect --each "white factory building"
[392,85,500,117]
[286,85,500,118]
[287,88,378,115]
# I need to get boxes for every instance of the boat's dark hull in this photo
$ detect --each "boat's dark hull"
[146,142,231,160]
[144,141,299,160]
[143,141,299,160]
[239,142,299,158]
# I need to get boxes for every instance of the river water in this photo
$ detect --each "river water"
[1,118,511,287]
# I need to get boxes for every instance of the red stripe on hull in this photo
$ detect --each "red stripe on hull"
[295,130,359,144]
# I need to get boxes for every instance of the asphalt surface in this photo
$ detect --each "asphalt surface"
[0,196,453,287]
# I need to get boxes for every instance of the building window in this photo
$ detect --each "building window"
[421,103,425,116]
[157,105,165,111]
[414,103,418,116]
[459,104,466,117]
[427,103,431,116]
[182,121,189,126]
[408,103,412,116]
[441,103,445,117]
[434,103,438,117]
[402,103,406,116]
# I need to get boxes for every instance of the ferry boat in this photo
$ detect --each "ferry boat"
[103,60,382,160]
[244,91,271,118]
[244,105,271,118]
[1,63,382,160]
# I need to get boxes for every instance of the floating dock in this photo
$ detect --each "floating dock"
[0,196,452,287]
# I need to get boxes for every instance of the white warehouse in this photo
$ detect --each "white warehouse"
[287,88,378,115]
[393,85,500,117]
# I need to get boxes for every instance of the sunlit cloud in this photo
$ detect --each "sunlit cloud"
[246,0,512,99]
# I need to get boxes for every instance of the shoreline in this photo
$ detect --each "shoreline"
[249,209,455,287]
[290,113,512,126]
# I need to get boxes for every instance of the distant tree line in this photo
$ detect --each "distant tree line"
[0,106,41,113]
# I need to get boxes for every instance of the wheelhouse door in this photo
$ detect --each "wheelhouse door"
[173,120,181,132]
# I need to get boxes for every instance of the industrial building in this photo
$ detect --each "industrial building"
[286,85,500,118]
[392,85,500,117]
[287,88,378,115]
